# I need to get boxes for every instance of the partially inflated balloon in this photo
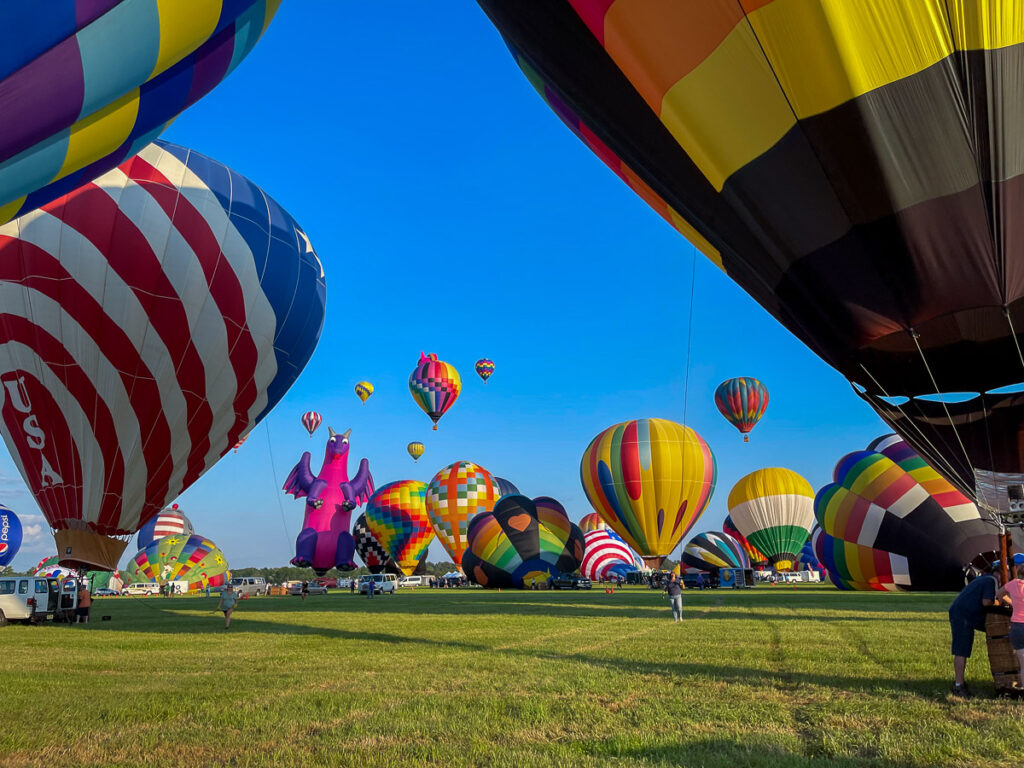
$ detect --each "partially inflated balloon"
[579,512,607,534]
[580,529,640,581]
[365,480,434,576]
[353,512,391,574]
[812,527,908,592]
[815,436,996,591]
[682,531,750,572]
[301,411,322,437]
[0,503,23,567]
[714,378,768,442]
[476,3,1024,513]
[409,353,460,430]
[580,418,716,568]
[0,1,279,225]
[723,514,767,565]
[136,504,194,551]
[728,469,815,572]
[407,442,425,463]
[355,382,373,403]
[123,533,229,592]
[32,555,79,579]
[463,495,584,589]
[426,461,500,568]
[0,141,326,569]
[475,359,494,383]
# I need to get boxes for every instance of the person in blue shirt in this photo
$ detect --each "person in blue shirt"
[948,566,1000,697]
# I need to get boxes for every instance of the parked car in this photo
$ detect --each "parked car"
[550,574,592,590]
[122,583,160,596]
[287,582,327,596]
[337,578,354,589]
[228,577,267,597]
[312,577,337,589]
[93,588,119,597]
[398,576,423,588]
[359,574,397,594]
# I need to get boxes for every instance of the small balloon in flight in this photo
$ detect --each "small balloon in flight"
[301,411,323,437]
[407,441,425,463]
[409,353,461,430]
[355,382,374,403]
[475,359,495,383]
[714,378,768,442]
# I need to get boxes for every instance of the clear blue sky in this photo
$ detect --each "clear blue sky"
[1,2,888,571]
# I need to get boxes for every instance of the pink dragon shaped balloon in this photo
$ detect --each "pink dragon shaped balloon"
[283,427,374,574]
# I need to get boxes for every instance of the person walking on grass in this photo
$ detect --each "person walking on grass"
[995,563,1024,692]
[949,564,1001,697]
[301,580,309,602]
[218,585,238,630]
[665,572,683,622]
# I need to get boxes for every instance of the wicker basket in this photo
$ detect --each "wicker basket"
[985,610,1021,692]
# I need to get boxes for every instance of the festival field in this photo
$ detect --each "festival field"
[1,586,1021,768]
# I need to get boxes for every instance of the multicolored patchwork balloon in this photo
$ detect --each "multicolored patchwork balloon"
[723,514,767,565]
[0,1,280,225]
[463,495,585,589]
[714,378,768,442]
[682,531,750,572]
[409,353,461,430]
[123,533,229,592]
[365,480,434,576]
[475,358,495,383]
[579,512,608,533]
[426,461,500,568]
[727,468,815,572]
[580,529,640,581]
[301,411,323,437]
[580,418,716,569]
[355,382,374,403]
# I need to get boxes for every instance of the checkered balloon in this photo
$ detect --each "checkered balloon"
[426,461,500,567]
[365,480,434,576]
[409,352,461,430]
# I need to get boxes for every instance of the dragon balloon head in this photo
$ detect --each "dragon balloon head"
[325,427,352,463]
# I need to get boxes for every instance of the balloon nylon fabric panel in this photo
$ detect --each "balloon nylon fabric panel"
[727,468,814,566]
[0,0,280,225]
[477,1,1024,504]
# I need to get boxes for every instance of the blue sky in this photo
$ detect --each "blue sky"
[1,2,889,571]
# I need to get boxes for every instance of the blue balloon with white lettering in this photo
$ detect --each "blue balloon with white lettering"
[0,503,23,567]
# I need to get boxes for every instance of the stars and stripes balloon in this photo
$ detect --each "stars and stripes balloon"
[124,533,229,593]
[409,353,461,430]
[714,378,768,442]
[301,411,322,437]
[475,359,495,383]
[580,529,640,581]
[0,140,326,570]
[728,468,815,572]
[580,418,717,569]
[681,531,750,572]
[365,480,434,576]
[426,461,501,569]
[135,504,194,551]
[0,1,279,226]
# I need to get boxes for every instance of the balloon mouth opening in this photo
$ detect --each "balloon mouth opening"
[54,528,129,571]
[641,555,665,569]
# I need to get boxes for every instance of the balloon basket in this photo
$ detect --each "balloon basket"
[743,435,749,443]
[432,425,437,431]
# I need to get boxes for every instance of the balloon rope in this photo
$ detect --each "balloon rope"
[675,244,699,568]
[263,419,293,550]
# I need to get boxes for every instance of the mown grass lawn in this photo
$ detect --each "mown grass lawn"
[1,584,1021,768]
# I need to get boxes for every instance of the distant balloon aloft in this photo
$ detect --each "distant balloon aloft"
[714,378,768,442]
[463,495,585,589]
[0,140,326,570]
[475,359,494,383]
[815,436,996,591]
[476,2,1024,515]
[0,1,279,225]
[580,418,716,569]
[355,382,374,403]
[409,353,460,430]
[407,441,425,463]
[302,411,323,437]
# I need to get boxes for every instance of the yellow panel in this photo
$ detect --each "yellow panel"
[660,21,795,190]
[746,0,951,118]
[947,0,1024,50]
[666,208,724,271]
[0,196,25,226]
[152,0,222,78]
[56,91,140,181]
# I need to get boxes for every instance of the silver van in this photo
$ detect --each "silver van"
[228,576,266,597]
[0,576,77,625]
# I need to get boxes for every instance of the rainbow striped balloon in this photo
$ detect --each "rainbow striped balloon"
[426,461,500,567]
[365,480,434,576]
[409,353,461,430]
[580,418,716,568]
[579,512,607,533]
[812,527,908,592]
[580,529,640,581]
[714,378,768,442]
[124,533,229,592]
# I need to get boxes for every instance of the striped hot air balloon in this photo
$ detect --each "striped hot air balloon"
[714,378,769,441]
[580,529,640,581]
[682,531,750,572]
[579,512,607,533]
[301,411,323,437]
[0,140,326,570]
[136,504,194,551]
[723,514,768,566]
[355,382,374,403]
[409,353,461,430]
[728,468,815,572]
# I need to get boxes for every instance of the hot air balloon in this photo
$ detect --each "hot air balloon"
[409,353,461,430]
[123,533,229,593]
[580,529,640,582]
[353,513,392,575]
[355,382,374,403]
[714,378,768,442]
[580,418,716,569]
[682,531,750,573]
[476,3,1024,520]
[136,504,194,551]
[722,514,768,566]
[812,526,909,592]
[365,480,435,576]
[0,504,22,568]
[495,477,520,497]
[426,461,500,569]
[797,541,825,581]
[728,469,815,572]
[0,2,279,227]
[463,495,585,589]
[579,512,607,533]
[815,436,997,591]
[475,359,495,383]
[407,442,425,463]
[301,411,323,437]
[32,555,79,579]
[0,140,326,570]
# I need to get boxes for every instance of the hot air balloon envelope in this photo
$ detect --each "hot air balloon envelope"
[365,480,434,576]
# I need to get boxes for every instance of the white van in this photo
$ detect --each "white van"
[122,582,160,596]
[398,576,423,588]
[0,576,78,625]
[359,574,398,594]
[229,576,266,597]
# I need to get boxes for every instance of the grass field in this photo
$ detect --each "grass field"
[1,585,1022,768]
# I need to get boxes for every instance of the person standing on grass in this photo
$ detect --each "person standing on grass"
[949,565,1000,697]
[995,563,1024,691]
[76,582,91,624]
[301,580,309,602]
[664,572,683,622]
[218,585,238,630]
